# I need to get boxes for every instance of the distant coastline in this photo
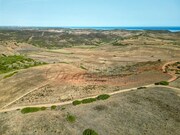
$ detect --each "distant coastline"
[66,26,180,32]
[0,26,180,32]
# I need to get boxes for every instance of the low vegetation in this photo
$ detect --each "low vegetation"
[83,129,98,135]
[82,98,96,104]
[0,29,121,49]
[3,71,18,79]
[96,94,110,100]
[51,105,57,110]
[21,107,47,114]
[155,81,169,85]
[73,94,110,106]
[66,113,76,123]
[0,55,46,74]
[72,100,82,105]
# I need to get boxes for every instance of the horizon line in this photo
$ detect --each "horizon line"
[0,26,180,28]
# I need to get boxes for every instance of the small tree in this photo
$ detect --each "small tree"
[83,129,98,135]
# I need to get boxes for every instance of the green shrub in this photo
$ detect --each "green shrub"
[21,107,46,114]
[66,113,76,123]
[82,98,96,104]
[83,129,98,135]
[155,81,169,85]
[3,71,18,79]
[72,100,82,105]
[72,94,110,106]
[96,94,110,100]
[51,105,57,110]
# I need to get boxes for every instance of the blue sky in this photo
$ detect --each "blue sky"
[0,0,179,26]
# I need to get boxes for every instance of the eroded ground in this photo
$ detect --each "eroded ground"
[0,29,180,135]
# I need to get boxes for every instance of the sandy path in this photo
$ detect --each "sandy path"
[0,84,179,113]
[162,61,178,82]
[0,84,154,113]
[0,61,178,113]
[1,65,57,109]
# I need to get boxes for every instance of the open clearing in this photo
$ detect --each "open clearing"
[0,29,180,135]
[0,87,180,135]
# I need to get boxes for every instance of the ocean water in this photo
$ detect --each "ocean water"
[0,26,180,32]
[65,26,180,32]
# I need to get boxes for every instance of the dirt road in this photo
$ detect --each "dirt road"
[162,61,178,82]
[0,84,179,113]
[0,61,178,113]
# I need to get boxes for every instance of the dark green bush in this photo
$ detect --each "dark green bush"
[51,105,57,110]
[66,113,76,123]
[72,100,82,105]
[83,129,98,135]
[96,94,110,100]
[82,98,96,104]
[21,107,46,114]
[155,81,169,85]
[72,94,110,106]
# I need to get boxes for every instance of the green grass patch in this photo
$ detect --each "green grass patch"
[66,113,76,123]
[21,107,46,114]
[0,55,46,74]
[83,129,98,135]
[51,105,57,110]
[155,81,169,85]
[96,94,110,100]
[82,98,96,104]
[3,71,18,79]
[72,100,82,105]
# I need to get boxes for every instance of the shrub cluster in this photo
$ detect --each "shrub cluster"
[66,113,76,123]
[72,100,82,105]
[96,94,110,100]
[21,107,46,114]
[72,94,110,106]
[0,55,46,74]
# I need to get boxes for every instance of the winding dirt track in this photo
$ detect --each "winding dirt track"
[0,84,179,113]
[162,61,178,82]
[0,61,179,113]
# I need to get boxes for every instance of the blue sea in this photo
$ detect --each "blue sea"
[0,26,180,32]
[64,26,180,32]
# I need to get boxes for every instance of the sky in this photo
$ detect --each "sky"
[0,0,180,27]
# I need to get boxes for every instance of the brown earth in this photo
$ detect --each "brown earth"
[0,87,179,135]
